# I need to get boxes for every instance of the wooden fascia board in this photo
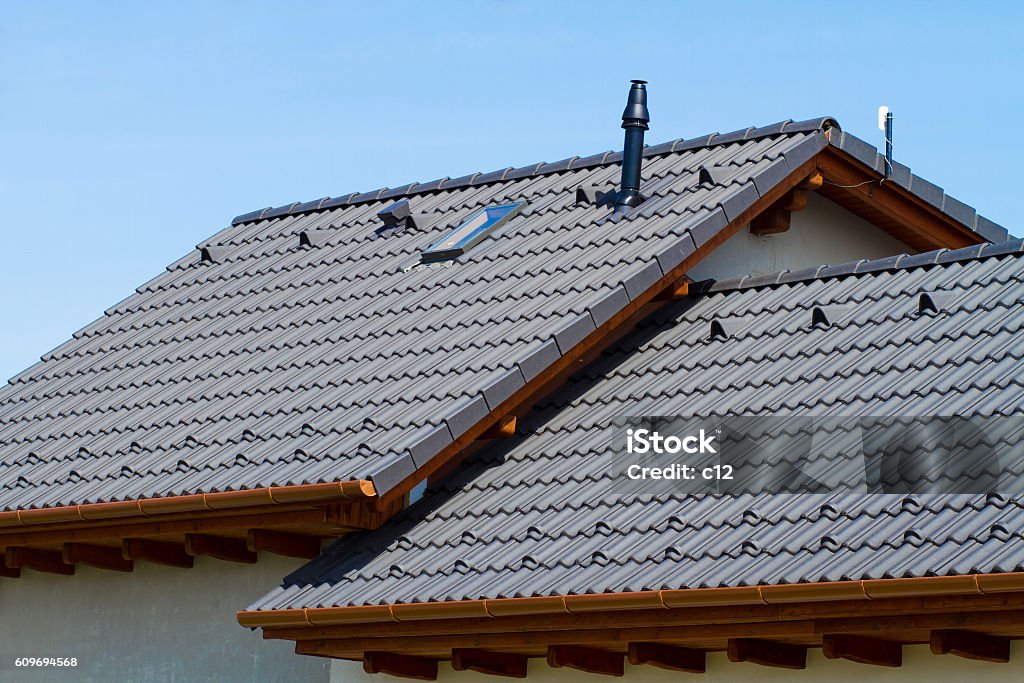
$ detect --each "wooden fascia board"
[0,480,376,530]
[276,604,1024,659]
[817,146,983,251]
[0,481,377,550]
[245,573,1024,632]
[0,506,348,549]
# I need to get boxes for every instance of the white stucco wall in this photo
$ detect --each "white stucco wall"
[687,193,915,282]
[330,643,1024,683]
[0,554,329,683]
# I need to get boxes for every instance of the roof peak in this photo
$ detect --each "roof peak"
[230,117,840,226]
[705,238,1024,294]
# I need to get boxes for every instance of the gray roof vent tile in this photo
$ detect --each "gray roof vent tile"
[698,165,731,186]
[811,304,853,327]
[298,229,332,248]
[709,318,743,341]
[819,534,841,552]
[377,199,420,231]
[900,496,922,513]
[575,184,618,207]
[199,246,230,264]
[520,555,540,570]
[918,291,955,315]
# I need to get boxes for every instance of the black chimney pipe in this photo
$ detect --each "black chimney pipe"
[615,80,650,213]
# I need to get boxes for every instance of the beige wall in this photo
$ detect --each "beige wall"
[687,193,915,282]
[330,643,1024,683]
[0,554,329,683]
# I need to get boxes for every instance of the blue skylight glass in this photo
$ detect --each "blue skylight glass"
[420,201,525,262]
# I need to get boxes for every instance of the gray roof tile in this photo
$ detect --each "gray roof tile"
[0,119,1006,514]
[251,246,1024,611]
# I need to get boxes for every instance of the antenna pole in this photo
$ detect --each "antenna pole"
[884,111,894,180]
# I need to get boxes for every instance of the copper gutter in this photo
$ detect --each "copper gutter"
[237,572,1024,628]
[0,480,377,528]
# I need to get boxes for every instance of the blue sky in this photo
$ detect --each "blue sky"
[1,2,1021,380]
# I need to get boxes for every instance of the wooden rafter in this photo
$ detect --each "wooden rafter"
[6,547,74,575]
[362,651,438,681]
[246,530,321,559]
[727,638,806,669]
[478,415,517,440]
[547,645,623,676]
[451,649,528,678]
[122,539,193,568]
[627,642,705,672]
[63,542,133,572]
[822,634,901,667]
[654,275,691,301]
[185,534,256,564]
[930,629,1010,663]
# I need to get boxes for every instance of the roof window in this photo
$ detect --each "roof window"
[420,202,525,262]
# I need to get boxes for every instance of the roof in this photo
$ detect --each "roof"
[0,117,1003,516]
[247,241,1024,613]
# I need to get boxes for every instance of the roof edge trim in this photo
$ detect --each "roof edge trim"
[237,572,1024,629]
[0,479,377,529]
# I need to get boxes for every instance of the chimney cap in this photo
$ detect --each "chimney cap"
[621,80,650,129]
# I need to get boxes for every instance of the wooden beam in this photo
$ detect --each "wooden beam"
[246,530,321,559]
[799,171,824,190]
[817,150,981,251]
[478,416,517,440]
[6,547,74,575]
[547,645,623,676]
[727,638,806,669]
[185,534,256,563]
[0,506,339,549]
[654,277,690,301]
[122,539,193,568]
[63,542,133,572]
[930,629,1010,663]
[363,651,437,681]
[778,189,808,213]
[822,634,901,667]
[750,207,792,235]
[627,642,705,673]
[451,648,528,678]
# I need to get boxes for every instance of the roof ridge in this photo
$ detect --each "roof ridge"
[705,238,1024,293]
[229,117,840,226]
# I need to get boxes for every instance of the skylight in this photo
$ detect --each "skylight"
[420,201,525,262]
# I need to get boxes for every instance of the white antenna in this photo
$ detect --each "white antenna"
[877,105,889,131]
